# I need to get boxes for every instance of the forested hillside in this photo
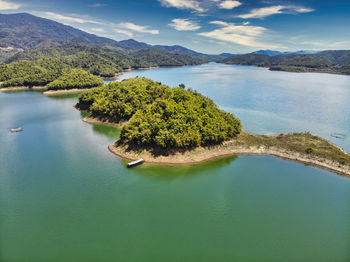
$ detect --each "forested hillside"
[0,43,205,88]
[222,50,350,74]
[131,48,205,66]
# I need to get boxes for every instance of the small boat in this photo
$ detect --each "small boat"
[331,133,346,139]
[127,158,144,168]
[10,127,23,133]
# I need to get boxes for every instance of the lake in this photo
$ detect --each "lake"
[1,63,350,261]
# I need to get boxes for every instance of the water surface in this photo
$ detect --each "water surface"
[1,64,350,262]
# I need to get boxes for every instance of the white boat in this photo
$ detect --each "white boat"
[10,127,23,133]
[127,158,144,168]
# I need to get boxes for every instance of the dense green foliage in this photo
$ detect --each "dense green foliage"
[0,43,205,88]
[130,48,206,66]
[47,69,103,90]
[222,51,350,74]
[77,78,241,149]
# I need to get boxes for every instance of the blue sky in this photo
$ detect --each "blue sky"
[1,0,350,54]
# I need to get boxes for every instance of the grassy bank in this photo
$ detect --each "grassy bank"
[108,131,350,176]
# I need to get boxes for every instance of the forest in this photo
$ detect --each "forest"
[222,50,350,74]
[0,44,205,89]
[76,78,242,150]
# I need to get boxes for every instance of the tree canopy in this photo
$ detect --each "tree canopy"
[47,68,104,90]
[77,78,242,150]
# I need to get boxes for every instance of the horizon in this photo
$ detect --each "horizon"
[0,0,349,54]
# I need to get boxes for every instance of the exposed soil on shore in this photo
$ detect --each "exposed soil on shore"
[107,131,350,177]
[0,86,47,92]
[43,88,93,96]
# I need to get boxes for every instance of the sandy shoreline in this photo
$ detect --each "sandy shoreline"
[108,142,350,177]
[82,117,123,127]
[43,88,94,96]
[0,86,47,92]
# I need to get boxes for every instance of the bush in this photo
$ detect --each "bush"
[306,147,317,154]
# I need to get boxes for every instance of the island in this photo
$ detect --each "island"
[76,77,350,176]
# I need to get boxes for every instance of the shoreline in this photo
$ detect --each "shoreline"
[43,88,95,96]
[82,116,123,128]
[0,86,47,92]
[108,140,350,177]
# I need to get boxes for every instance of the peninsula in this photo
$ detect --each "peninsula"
[76,77,350,176]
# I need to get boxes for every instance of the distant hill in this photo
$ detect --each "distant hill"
[222,50,350,75]
[119,40,225,61]
[252,50,318,56]
[219,53,234,58]
[118,39,151,50]
[130,48,205,66]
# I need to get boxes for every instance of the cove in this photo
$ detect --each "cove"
[1,63,350,261]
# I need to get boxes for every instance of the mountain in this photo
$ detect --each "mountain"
[130,48,205,66]
[118,39,151,50]
[222,50,350,75]
[219,53,234,58]
[252,50,319,56]
[0,13,124,50]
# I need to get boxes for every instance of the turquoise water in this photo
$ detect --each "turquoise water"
[1,64,350,261]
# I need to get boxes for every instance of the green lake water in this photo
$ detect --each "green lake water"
[1,64,350,261]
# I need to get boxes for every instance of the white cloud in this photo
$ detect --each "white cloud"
[114,29,133,38]
[169,18,200,31]
[0,0,20,10]
[218,0,241,10]
[210,20,229,26]
[158,0,204,12]
[117,22,159,35]
[36,12,103,24]
[199,21,282,48]
[90,27,105,33]
[237,5,314,19]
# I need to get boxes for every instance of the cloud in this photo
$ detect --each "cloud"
[88,3,107,7]
[218,0,242,10]
[158,0,204,12]
[0,0,20,10]
[35,12,103,24]
[169,18,200,31]
[117,22,159,35]
[199,21,282,48]
[114,28,133,38]
[237,5,314,19]
[90,27,105,33]
[32,11,158,38]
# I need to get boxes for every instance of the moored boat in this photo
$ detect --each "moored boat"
[127,158,144,168]
[10,127,23,133]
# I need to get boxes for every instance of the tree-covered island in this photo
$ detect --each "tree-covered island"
[76,78,350,176]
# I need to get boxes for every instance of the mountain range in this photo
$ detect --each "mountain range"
[0,12,349,76]
[252,50,319,56]
[0,13,223,61]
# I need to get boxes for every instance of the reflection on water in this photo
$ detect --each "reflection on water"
[92,124,120,139]
[133,155,238,180]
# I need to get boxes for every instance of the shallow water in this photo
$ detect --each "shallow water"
[1,64,350,261]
